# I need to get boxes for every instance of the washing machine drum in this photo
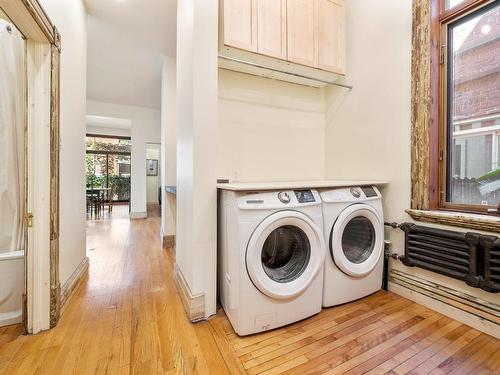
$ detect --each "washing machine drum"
[330,204,383,277]
[246,211,325,300]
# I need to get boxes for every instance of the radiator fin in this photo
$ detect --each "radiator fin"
[480,236,500,292]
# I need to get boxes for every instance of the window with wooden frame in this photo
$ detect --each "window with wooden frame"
[437,0,500,215]
[409,0,500,232]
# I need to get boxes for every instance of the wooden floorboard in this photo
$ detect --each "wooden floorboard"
[0,213,498,374]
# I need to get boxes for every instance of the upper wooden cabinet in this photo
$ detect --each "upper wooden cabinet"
[219,0,346,83]
[256,0,287,60]
[222,0,258,52]
[286,0,318,68]
[317,0,346,74]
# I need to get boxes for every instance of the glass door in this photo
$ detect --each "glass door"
[86,152,107,190]
[246,211,325,299]
[85,135,131,203]
[341,217,376,264]
[261,226,311,283]
[330,204,383,277]
[108,154,131,202]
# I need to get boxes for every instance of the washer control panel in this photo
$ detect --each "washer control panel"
[277,191,291,204]
[239,189,321,209]
[294,190,316,203]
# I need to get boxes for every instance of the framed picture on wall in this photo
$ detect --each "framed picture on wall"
[146,159,158,176]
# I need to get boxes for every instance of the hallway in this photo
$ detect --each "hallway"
[1,213,230,374]
[0,215,499,374]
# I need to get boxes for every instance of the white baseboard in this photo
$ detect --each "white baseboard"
[60,256,89,310]
[173,263,205,322]
[389,270,500,339]
[129,211,147,219]
[0,310,22,327]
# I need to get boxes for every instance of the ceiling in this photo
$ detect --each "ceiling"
[84,0,177,109]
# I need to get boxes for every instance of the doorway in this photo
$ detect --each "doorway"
[0,8,26,329]
[146,143,161,218]
[0,0,62,334]
[85,134,131,220]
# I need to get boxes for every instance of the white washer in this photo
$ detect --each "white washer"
[320,186,384,307]
[218,189,326,336]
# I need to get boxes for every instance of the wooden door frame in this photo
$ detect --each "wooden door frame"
[0,0,60,333]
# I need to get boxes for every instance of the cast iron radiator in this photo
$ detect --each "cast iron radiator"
[399,223,498,293]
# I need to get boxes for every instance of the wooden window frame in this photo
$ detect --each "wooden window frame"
[86,133,132,141]
[408,0,500,232]
[437,0,498,215]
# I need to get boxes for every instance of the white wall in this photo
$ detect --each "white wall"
[39,0,87,286]
[146,144,161,204]
[325,0,412,224]
[218,70,326,181]
[324,0,500,331]
[160,56,177,237]
[176,0,218,319]
[87,100,161,216]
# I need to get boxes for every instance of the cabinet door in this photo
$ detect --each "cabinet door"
[317,0,345,74]
[223,0,257,52]
[256,0,286,59]
[286,0,317,67]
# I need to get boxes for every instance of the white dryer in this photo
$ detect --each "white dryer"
[319,186,384,307]
[218,189,325,336]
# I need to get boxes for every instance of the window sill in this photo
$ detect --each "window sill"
[405,209,500,233]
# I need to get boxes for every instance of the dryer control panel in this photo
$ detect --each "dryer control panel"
[361,186,378,198]
[320,186,381,203]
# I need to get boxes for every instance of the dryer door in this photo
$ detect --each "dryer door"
[330,204,383,277]
[246,210,325,299]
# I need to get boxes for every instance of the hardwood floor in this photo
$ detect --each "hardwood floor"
[0,214,499,374]
[147,203,161,218]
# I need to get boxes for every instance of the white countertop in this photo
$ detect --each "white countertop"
[216,180,388,191]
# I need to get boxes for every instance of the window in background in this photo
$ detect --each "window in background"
[85,135,131,202]
[443,1,500,213]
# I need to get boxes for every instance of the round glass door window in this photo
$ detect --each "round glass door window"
[261,225,311,283]
[341,217,375,264]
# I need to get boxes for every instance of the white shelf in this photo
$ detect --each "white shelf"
[217,180,389,191]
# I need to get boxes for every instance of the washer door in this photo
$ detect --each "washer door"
[330,204,383,277]
[246,211,325,299]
